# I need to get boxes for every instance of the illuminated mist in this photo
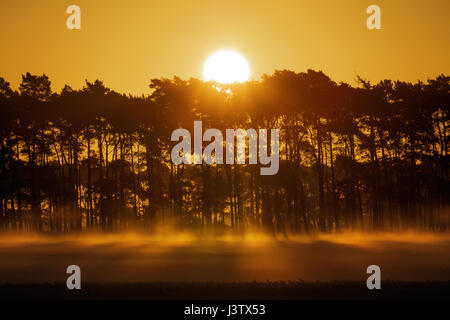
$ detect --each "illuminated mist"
[0,232,449,284]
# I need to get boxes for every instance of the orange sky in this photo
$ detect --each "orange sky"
[0,0,448,95]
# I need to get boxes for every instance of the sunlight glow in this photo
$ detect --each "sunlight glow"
[203,50,250,84]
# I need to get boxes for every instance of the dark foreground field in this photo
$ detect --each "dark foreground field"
[1,281,449,300]
[0,232,449,301]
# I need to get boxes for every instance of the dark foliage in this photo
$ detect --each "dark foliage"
[0,70,448,233]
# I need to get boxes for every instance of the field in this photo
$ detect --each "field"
[0,232,449,299]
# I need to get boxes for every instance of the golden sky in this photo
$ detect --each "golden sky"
[0,0,448,94]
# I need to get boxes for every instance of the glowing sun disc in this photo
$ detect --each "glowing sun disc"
[203,50,250,84]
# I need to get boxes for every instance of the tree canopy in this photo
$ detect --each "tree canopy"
[0,70,448,234]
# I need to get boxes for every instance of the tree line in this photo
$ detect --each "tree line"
[0,70,448,233]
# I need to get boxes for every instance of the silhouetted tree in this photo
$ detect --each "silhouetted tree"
[0,71,448,234]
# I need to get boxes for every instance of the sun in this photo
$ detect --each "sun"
[203,50,250,84]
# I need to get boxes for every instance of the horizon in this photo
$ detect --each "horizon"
[3,68,448,97]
